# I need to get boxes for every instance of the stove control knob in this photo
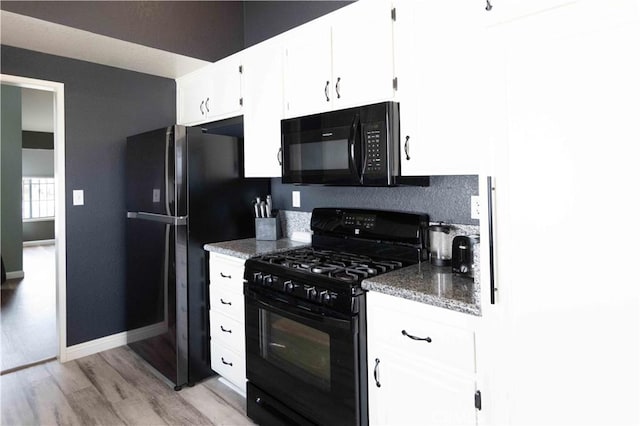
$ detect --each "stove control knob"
[263,275,273,286]
[306,287,318,300]
[284,280,295,293]
[252,272,263,283]
[320,291,331,304]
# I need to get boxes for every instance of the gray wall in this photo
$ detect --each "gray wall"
[272,176,479,225]
[243,1,353,48]
[1,84,24,273]
[1,45,176,346]
[0,1,245,62]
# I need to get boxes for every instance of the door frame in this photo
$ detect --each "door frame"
[1,73,68,362]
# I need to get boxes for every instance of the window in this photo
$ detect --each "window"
[22,177,55,220]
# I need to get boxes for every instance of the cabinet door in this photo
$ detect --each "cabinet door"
[490,2,640,425]
[395,0,488,176]
[374,352,478,426]
[209,56,243,118]
[331,0,395,110]
[177,68,213,125]
[243,42,284,177]
[283,24,332,118]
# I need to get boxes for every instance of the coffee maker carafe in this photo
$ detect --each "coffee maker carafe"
[428,223,452,266]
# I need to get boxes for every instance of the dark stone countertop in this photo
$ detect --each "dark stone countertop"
[362,263,481,316]
[203,238,309,260]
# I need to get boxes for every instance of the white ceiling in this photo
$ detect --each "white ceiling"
[22,87,54,133]
[0,10,211,79]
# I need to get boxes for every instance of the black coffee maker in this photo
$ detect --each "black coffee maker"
[452,235,480,278]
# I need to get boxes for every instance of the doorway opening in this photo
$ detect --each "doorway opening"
[1,74,67,372]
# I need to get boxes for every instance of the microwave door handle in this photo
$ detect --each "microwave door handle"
[348,115,363,184]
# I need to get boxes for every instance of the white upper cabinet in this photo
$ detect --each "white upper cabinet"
[243,39,285,177]
[177,66,214,125]
[284,0,395,118]
[330,0,395,110]
[394,0,490,176]
[176,54,243,126]
[283,22,333,118]
[209,54,243,118]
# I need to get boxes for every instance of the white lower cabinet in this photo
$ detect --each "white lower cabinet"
[209,253,246,395]
[367,291,479,426]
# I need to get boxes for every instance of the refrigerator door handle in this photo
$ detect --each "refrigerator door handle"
[127,212,187,226]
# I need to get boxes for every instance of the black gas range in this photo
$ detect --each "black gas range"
[244,208,429,426]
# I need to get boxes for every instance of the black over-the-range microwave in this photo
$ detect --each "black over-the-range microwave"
[281,101,400,186]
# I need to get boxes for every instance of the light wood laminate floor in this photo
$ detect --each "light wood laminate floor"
[0,345,255,426]
[1,245,57,372]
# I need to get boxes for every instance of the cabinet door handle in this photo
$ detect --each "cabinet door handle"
[205,97,210,112]
[221,357,233,366]
[487,176,497,304]
[220,325,232,333]
[220,272,232,279]
[335,77,341,99]
[404,135,411,160]
[402,329,432,343]
[324,80,330,102]
[220,298,232,306]
[200,100,205,115]
[277,147,283,166]
[374,358,381,387]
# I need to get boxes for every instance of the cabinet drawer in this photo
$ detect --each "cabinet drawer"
[211,344,246,391]
[210,313,245,353]
[369,307,475,373]
[210,286,244,320]
[210,255,245,291]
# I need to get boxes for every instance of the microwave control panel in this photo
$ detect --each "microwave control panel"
[364,124,386,173]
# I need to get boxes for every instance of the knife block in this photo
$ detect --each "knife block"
[255,217,281,241]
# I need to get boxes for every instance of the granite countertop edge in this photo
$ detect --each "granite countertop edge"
[204,238,309,260]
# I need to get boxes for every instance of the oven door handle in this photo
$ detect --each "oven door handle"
[247,291,352,331]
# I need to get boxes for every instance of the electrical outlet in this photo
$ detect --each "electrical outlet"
[292,191,301,208]
[471,196,480,220]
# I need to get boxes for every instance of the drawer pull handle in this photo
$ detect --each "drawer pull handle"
[374,358,381,388]
[402,329,432,343]
[221,357,233,366]
[220,272,232,279]
[220,325,232,333]
[220,298,232,306]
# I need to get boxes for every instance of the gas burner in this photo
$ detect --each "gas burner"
[330,270,360,282]
[311,265,338,274]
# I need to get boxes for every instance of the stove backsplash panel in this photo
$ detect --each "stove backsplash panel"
[271,175,479,225]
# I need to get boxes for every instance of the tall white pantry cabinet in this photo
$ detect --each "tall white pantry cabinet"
[480,0,640,425]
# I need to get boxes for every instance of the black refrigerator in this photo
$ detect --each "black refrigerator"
[125,125,269,390]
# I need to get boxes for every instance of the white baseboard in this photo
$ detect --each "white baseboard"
[5,271,25,279]
[64,322,168,362]
[23,239,55,247]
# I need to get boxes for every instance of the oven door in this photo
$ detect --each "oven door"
[245,288,361,426]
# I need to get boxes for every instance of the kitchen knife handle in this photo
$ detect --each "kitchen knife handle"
[402,329,432,343]
[374,358,381,387]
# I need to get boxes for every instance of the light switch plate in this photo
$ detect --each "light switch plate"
[73,190,84,206]
[292,191,301,208]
